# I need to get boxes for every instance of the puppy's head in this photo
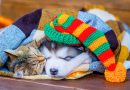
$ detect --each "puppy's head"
[39,38,92,78]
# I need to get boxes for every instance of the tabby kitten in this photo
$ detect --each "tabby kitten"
[5,41,45,78]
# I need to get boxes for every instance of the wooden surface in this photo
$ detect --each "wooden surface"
[1,0,130,26]
[0,70,129,90]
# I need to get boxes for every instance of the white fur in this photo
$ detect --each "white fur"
[41,46,51,59]
[51,43,55,49]
[42,46,92,78]
[56,47,77,59]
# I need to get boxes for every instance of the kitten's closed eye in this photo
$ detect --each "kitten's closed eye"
[45,57,51,61]
[6,45,45,76]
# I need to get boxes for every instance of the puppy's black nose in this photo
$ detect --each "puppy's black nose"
[50,68,58,75]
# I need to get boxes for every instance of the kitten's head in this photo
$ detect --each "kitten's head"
[5,45,45,78]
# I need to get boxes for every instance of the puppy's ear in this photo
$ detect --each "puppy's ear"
[84,47,91,53]
[4,50,18,60]
[78,46,85,51]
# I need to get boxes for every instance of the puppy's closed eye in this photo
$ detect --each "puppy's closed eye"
[59,56,74,61]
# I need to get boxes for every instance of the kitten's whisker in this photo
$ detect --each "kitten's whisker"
[28,47,38,57]
[32,52,37,57]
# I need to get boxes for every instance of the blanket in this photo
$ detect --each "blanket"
[0,6,130,80]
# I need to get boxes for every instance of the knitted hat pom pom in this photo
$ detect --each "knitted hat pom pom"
[44,14,126,82]
[105,62,126,82]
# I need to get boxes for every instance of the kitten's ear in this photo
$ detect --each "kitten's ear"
[14,67,24,78]
[25,40,38,48]
[4,49,18,60]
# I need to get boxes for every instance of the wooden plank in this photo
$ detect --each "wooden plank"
[2,0,130,10]
[0,77,77,90]
[1,1,130,26]
[0,70,129,90]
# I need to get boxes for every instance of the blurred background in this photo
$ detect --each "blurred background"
[1,0,130,26]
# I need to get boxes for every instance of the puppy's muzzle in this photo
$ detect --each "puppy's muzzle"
[50,68,58,75]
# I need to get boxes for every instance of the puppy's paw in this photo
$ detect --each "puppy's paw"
[82,57,92,64]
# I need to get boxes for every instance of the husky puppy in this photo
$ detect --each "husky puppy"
[39,38,93,78]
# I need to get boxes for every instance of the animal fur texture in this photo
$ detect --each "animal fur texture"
[5,41,45,78]
[0,7,129,81]
[39,38,93,78]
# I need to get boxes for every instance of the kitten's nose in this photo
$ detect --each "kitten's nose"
[50,68,58,75]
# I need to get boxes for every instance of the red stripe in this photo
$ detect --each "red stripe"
[66,19,83,34]
[54,26,68,33]
[52,16,57,21]
[45,36,51,40]
[69,43,82,46]
[107,63,116,71]
[78,26,97,42]
[97,49,114,63]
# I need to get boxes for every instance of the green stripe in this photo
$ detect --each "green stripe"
[61,16,76,29]
[93,42,110,56]
[53,18,60,26]
[53,14,63,26]
[83,30,105,47]
[44,23,81,45]
[57,14,63,18]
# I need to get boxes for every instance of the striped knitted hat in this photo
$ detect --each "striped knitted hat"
[44,14,126,82]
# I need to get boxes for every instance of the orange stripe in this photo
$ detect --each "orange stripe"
[97,49,114,63]
[63,32,69,34]
[103,57,115,67]
[50,21,54,28]
[88,36,108,51]
[57,14,69,25]
[66,19,83,34]
[78,26,97,42]
[72,23,90,37]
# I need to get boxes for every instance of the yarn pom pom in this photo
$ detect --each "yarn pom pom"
[104,62,126,82]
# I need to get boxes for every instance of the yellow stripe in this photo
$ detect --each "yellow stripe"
[72,23,90,37]
[88,36,108,51]
[50,21,54,28]
[57,14,69,25]
[63,32,69,34]
[103,57,115,67]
